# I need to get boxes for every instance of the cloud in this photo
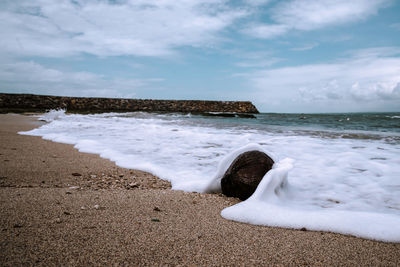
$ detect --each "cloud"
[235,58,282,68]
[243,47,400,112]
[0,0,247,58]
[242,0,272,7]
[243,24,289,39]
[0,61,162,97]
[290,43,319,51]
[244,0,391,39]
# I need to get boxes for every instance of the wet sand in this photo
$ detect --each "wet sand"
[1,114,399,266]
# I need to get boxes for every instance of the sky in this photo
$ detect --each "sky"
[1,0,400,113]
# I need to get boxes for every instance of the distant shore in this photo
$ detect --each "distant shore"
[1,113,399,265]
[0,93,259,114]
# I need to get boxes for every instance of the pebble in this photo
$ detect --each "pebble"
[71,173,82,177]
[55,218,62,224]
[153,207,161,212]
[126,182,138,189]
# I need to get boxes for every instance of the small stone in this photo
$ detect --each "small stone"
[126,182,138,189]
[80,206,86,210]
[119,175,124,178]
[90,174,97,179]
[55,218,62,224]
[71,172,82,177]
[151,218,160,222]
[65,191,72,195]
[63,211,71,215]
[153,207,161,212]
[13,223,23,228]
[69,186,80,190]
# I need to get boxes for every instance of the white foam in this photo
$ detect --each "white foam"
[221,157,400,242]
[37,109,67,122]
[19,110,400,242]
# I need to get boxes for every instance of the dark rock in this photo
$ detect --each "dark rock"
[221,150,274,200]
[237,114,257,119]
[71,172,82,176]
[13,223,23,228]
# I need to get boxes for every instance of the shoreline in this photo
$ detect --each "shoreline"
[1,113,399,265]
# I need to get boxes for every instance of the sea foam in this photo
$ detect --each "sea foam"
[19,110,400,242]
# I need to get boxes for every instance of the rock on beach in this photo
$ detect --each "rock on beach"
[221,150,274,200]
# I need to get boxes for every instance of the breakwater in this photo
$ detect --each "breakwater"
[0,93,259,114]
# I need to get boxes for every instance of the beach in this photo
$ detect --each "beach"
[1,114,400,266]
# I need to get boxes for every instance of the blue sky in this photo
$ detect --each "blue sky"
[1,0,399,113]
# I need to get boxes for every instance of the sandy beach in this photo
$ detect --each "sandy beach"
[1,114,399,266]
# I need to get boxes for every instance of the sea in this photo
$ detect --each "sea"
[20,110,400,242]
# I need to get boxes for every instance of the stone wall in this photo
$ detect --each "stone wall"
[0,93,259,114]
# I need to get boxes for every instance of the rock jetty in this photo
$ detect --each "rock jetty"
[0,93,259,114]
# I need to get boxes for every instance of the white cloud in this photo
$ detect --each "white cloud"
[290,43,319,51]
[242,24,289,39]
[0,61,162,98]
[242,0,272,7]
[235,58,282,68]
[0,0,247,58]
[243,47,400,112]
[244,0,391,39]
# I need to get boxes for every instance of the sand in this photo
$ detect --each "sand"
[0,113,399,266]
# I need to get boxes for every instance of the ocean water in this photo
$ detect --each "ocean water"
[20,110,400,242]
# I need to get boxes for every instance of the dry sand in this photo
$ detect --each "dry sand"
[0,113,399,266]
